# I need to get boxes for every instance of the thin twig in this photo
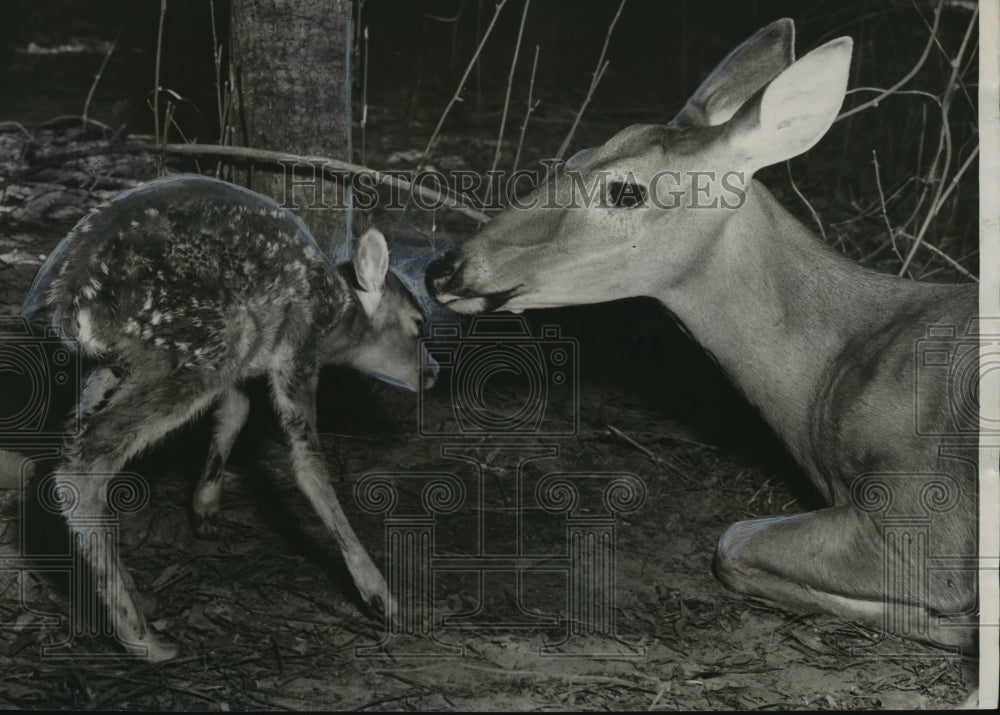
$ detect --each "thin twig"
[82,31,120,124]
[871,150,904,266]
[163,100,175,146]
[606,424,695,484]
[424,5,464,23]
[899,145,979,279]
[511,46,540,176]
[555,0,626,162]
[0,121,31,138]
[844,86,943,109]
[916,103,928,180]
[222,59,236,145]
[899,3,978,276]
[895,230,977,281]
[786,161,827,242]
[418,0,508,170]
[835,0,943,122]
[209,0,229,176]
[928,144,979,221]
[607,424,661,464]
[153,0,167,149]
[209,0,224,136]
[361,26,369,166]
[489,0,531,176]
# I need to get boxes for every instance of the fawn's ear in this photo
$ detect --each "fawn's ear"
[672,18,796,127]
[354,227,389,317]
[725,36,852,173]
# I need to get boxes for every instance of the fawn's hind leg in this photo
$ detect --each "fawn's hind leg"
[267,362,393,618]
[191,387,251,538]
[60,366,221,661]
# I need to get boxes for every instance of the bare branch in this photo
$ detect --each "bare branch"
[136,141,491,224]
[871,150,905,266]
[418,0,508,170]
[153,0,168,148]
[899,2,979,276]
[835,0,943,122]
[490,0,531,176]
[554,0,627,162]
[512,45,541,176]
[83,31,120,124]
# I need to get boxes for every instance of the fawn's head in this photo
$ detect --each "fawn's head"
[426,19,853,313]
[340,228,438,392]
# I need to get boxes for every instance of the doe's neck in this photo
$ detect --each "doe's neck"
[653,181,916,461]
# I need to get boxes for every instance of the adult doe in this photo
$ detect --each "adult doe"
[426,20,978,649]
[22,174,435,661]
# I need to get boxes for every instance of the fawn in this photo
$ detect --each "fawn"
[426,20,979,649]
[21,174,435,661]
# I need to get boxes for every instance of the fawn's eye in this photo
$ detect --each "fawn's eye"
[608,181,648,208]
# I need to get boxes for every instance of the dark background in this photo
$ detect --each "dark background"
[0,0,979,262]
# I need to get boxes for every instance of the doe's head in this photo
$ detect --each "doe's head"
[425,19,853,314]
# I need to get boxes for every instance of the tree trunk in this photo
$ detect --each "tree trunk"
[230,0,352,253]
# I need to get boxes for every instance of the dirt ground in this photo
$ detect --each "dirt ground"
[0,3,983,709]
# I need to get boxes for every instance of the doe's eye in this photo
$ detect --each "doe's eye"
[608,181,648,208]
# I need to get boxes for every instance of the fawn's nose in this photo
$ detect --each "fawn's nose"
[423,349,440,389]
[425,249,460,297]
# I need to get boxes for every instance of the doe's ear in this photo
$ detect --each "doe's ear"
[672,18,796,127]
[725,36,853,174]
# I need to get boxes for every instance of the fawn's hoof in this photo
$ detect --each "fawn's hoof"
[191,512,220,539]
[145,639,180,663]
[125,634,179,663]
[364,588,398,626]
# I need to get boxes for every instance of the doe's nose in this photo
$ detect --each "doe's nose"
[424,249,459,296]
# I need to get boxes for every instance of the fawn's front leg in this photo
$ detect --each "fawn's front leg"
[267,363,395,620]
[192,387,251,538]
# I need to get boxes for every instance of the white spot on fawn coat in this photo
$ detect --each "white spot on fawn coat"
[75,308,106,353]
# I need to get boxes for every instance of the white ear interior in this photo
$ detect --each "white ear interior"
[727,37,853,172]
[355,228,389,291]
[356,288,382,318]
[354,227,389,316]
